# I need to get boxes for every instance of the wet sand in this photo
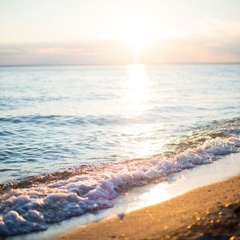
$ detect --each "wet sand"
[50,174,240,240]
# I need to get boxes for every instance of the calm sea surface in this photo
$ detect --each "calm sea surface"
[0,64,239,236]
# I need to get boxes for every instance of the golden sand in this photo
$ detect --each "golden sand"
[50,175,240,240]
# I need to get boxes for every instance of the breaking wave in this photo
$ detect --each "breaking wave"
[0,118,240,236]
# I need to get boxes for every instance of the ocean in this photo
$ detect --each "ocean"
[0,64,240,237]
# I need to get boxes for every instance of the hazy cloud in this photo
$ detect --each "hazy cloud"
[0,33,240,65]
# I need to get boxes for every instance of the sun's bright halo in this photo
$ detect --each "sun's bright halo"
[116,16,157,50]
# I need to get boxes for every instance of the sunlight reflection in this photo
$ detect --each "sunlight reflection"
[123,64,150,118]
[122,124,153,157]
[121,64,154,158]
[139,182,170,206]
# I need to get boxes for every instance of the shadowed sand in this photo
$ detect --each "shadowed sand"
[50,175,240,240]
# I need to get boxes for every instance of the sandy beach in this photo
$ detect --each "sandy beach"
[50,175,240,240]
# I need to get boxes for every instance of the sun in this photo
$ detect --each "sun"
[115,15,157,50]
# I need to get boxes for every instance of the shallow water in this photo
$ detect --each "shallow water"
[7,153,240,240]
[0,64,240,236]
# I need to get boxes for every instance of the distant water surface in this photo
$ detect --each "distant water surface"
[0,64,239,236]
[1,64,239,182]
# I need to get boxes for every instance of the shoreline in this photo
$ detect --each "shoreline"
[50,175,240,240]
[5,153,240,240]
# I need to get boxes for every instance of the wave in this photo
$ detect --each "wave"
[0,118,240,236]
[0,114,130,127]
[0,114,156,127]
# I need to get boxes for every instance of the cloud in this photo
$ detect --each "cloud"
[0,30,240,65]
[0,41,136,65]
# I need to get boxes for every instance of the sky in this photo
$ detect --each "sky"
[0,0,240,65]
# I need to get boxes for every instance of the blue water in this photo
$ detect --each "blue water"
[1,64,239,183]
[0,64,240,236]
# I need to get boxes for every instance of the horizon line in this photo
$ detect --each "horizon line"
[1,62,240,67]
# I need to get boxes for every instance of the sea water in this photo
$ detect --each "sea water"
[0,64,239,236]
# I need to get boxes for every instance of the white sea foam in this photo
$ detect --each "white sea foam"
[0,134,239,236]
